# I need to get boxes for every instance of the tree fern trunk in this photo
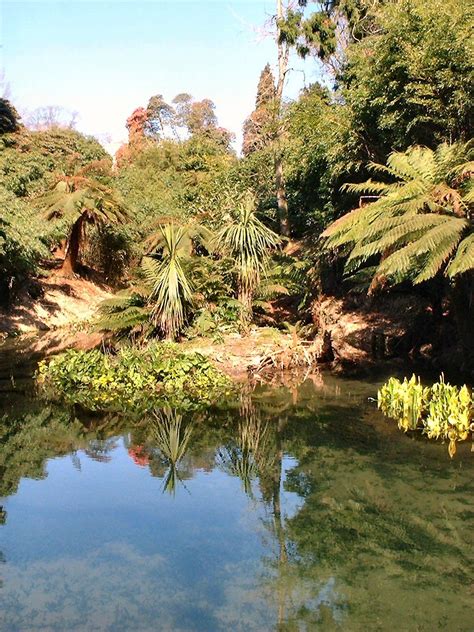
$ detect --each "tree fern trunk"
[62,216,83,276]
[452,273,474,373]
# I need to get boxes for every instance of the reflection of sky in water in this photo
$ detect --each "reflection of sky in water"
[1,376,473,632]
[0,440,311,631]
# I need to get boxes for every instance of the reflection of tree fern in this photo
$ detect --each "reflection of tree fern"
[150,408,193,495]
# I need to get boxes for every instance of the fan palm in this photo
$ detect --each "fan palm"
[322,142,473,288]
[39,161,128,275]
[214,193,280,331]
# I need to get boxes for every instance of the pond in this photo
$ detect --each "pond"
[0,372,473,631]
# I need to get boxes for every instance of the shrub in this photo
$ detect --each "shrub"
[36,343,232,411]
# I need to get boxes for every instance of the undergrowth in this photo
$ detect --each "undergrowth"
[36,343,233,412]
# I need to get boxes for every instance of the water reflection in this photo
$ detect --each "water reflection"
[149,408,194,495]
[0,375,473,631]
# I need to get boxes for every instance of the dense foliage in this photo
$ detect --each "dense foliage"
[1,0,473,376]
[36,345,232,411]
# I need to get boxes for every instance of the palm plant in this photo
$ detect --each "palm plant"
[214,193,280,331]
[141,222,196,340]
[39,161,128,275]
[322,142,473,288]
[95,219,212,341]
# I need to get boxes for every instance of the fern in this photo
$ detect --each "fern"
[95,289,152,338]
[323,142,474,287]
[446,234,474,277]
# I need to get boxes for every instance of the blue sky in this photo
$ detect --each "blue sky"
[1,1,323,152]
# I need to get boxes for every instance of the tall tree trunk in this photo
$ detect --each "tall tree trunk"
[61,216,83,276]
[238,285,253,335]
[274,0,291,237]
[275,154,290,237]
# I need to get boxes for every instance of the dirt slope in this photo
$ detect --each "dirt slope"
[0,274,112,334]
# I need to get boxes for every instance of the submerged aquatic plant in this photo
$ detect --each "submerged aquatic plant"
[378,374,473,456]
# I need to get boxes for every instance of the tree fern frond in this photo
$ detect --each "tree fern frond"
[95,306,151,333]
[446,233,474,277]
[322,142,473,289]
[413,234,461,284]
[378,217,467,280]
[341,180,392,195]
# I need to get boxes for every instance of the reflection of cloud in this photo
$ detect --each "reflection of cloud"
[0,543,277,632]
[1,543,176,632]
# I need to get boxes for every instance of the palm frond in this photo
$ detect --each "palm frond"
[142,224,194,339]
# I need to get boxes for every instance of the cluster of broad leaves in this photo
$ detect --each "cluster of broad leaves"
[36,344,233,412]
[378,374,473,456]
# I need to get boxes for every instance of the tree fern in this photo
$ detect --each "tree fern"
[322,142,473,287]
[38,163,128,274]
[446,234,474,278]
[95,289,152,339]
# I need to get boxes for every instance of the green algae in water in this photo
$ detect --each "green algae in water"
[0,374,473,631]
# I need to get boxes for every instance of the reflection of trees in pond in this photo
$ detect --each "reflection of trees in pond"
[277,418,474,630]
[216,393,271,497]
[84,438,119,463]
[0,405,130,498]
[1,381,473,630]
[221,384,474,630]
[216,386,293,624]
[0,407,83,496]
[148,408,194,495]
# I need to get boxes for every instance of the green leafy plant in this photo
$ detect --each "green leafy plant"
[378,374,473,456]
[378,375,427,432]
[214,193,280,331]
[36,344,232,412]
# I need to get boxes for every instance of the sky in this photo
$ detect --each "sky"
[1,1,324,154]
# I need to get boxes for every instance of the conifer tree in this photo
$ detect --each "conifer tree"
[242,64,276,157]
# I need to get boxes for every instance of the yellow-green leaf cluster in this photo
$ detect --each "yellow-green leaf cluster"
[378,374,473,456]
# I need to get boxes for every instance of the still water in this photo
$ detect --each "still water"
[0,374,473,631]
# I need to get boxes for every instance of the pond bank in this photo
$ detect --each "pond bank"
[0,276,467,383]
[0,273,112,335]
